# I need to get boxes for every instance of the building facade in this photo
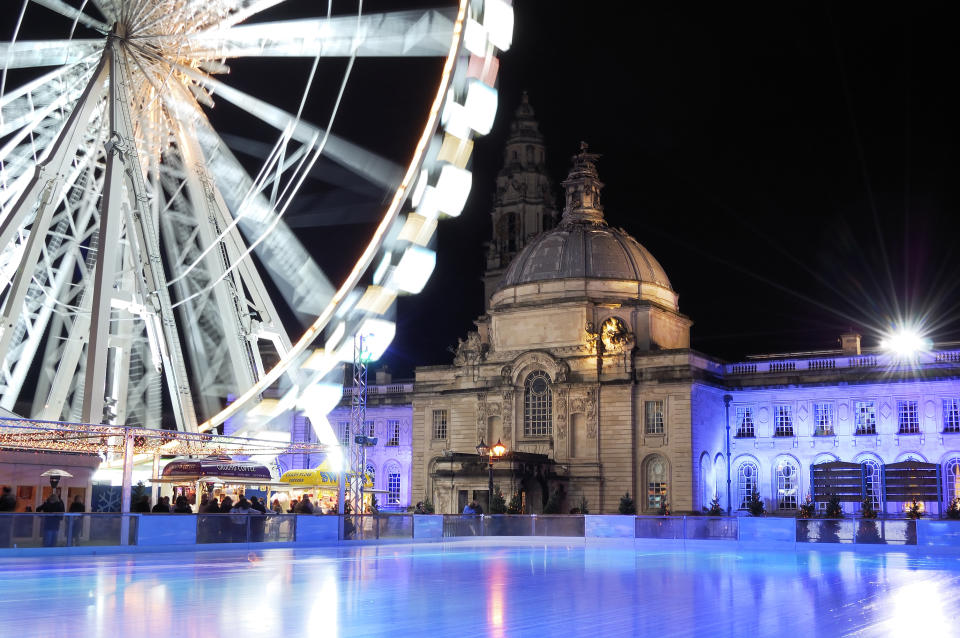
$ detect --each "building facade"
[405,139,960,515]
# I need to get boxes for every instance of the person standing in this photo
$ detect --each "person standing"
[37,492,65,547]
[249,496,267,542]
[0,487,15,548]
[68,495,85,545]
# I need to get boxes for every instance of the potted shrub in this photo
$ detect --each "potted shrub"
[618,492,637,515]
[747,488,765,517]
[820,495,843,543]
[797,494,816,542]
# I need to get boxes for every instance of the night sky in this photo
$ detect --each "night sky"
[6,1,960,387]
[379,1,960,377]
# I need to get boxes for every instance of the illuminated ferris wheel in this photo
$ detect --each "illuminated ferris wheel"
[0,0,511,437]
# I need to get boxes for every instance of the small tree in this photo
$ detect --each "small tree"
[860,497,877,520]
[947,498,960,520]
[905,497,923,520]
[857,497,881,543]
[577,495,589,515]
[747,488,765,516]
[618,492,637,514]
[543,486,564,514]
[706,497,723,516]
[507,491,523,514]
[824,494,843,519]
[489,485,507,514]
[798,494,816,519]
[658,500,670,516]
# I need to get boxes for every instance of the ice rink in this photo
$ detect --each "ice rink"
[4,542,960,637]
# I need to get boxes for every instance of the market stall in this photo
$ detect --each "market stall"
[152,456,279,510]
[279,464,382,513]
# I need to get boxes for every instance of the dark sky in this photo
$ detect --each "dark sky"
[8,1,960,387]
[379,1,960,377]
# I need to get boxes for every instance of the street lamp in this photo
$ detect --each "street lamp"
[476,437,507,513]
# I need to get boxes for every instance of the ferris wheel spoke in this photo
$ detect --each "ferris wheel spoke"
[181,9,456,59]
[179,68,402,191]
[30,0,111,33]
[0,40,103,69]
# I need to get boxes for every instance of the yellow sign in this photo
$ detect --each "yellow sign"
[279,467,372,489]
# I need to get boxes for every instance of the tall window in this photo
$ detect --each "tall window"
[386,462,401,505]
[735,406,755,438]
[813,402,834,436]
[854,401,876,435]
[432,409,448,440]
[898,400,920,434]
[774,405,793,437]
[386,420,400,446]
[646,455,668,511]
[775,458,799,510]
[338,421,350,446]
[860,458,882,511]
[944,399,960,433]
[737,462,758,509]
[366,420,375,439]
[523,370,552,437]
[944,457,960,508]
[645,400,664,435]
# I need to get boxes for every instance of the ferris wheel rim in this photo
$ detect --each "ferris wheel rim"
[0,0,510,435]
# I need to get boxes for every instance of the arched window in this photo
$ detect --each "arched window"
[498,213,518,253]
[523,370,552,437]
[858,455,883,511]
[645,455,668,511]
[714,454,726,504]
[384,461,401,506]
[775,457,800,510]
[700,453,712,510]
[896,452,926,462]
[944,457,960,508]
[737,461,759,509]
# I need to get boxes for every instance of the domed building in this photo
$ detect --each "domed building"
[412,141,712,514]
[408,98,960,517]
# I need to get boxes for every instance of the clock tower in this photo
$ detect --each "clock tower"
[481,92,557,308]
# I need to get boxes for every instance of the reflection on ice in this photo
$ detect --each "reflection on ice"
[2,544,960,637]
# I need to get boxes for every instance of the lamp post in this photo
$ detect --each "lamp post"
[476,438,506,513]
[723,394,732,515]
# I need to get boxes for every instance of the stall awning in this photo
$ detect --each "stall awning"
[162,457,273,481]
[279,468,373,489]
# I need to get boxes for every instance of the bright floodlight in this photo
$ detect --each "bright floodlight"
[881,328,930,357]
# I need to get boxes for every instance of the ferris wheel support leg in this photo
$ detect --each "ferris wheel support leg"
[81,113,124,424]
[0,58,108,370]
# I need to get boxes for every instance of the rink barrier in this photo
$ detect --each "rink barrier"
[2,513,960,553]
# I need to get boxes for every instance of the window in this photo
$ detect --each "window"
[737,462,758,509]
[813,402,834,436]
[338,421,350,447]
[774,405,793,437]
[897,400,920,434]
[366,420,375,439]
[860,458,882,511]
[735,406,754,438]
[775,458,799,510]
[386,420,400,446]
[646,455,668,511]
[944,399,960,433]
[432,409,448,440]
[945,457,960,508]
[523,370,552,437]
[386,463,401,505]
[854,401,876,435]
[645,400,664,435]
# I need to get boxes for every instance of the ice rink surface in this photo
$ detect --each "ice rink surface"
[3,542,960,637]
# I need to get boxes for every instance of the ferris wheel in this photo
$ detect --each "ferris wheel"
[0,0,512,438]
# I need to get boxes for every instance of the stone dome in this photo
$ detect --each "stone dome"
[499,222,672,290]
[494,143,675,309]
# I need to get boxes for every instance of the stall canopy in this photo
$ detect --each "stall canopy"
[162,456,273,481]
